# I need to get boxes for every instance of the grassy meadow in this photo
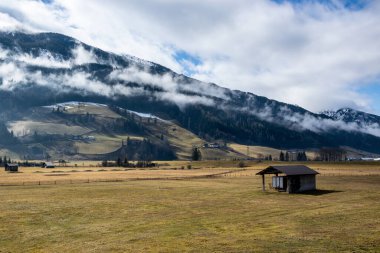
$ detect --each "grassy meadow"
[0,161,379,252]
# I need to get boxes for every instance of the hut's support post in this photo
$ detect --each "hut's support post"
[262,175,265,192]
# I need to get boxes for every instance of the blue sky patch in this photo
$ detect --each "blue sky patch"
[41,0,54,4]
[357,83,380,114]
[174,50,202,66]
[272,0,368,10]
[174,50,202,76]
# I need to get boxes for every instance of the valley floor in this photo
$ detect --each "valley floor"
[0,162,379,252]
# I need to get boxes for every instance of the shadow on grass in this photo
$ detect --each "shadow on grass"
[301,189,342,195]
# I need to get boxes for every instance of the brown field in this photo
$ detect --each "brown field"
[0,161,379,252]
[0,165,233,186]
[228,144,320,160]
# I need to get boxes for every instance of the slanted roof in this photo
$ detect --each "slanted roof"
[256,165,319,176]
[6,163,18,167]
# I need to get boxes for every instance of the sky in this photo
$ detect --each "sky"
[0,0,379,114]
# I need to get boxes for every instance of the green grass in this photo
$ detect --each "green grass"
[0,172,379,252]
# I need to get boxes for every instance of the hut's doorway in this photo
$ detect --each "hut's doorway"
[288,176,301,193]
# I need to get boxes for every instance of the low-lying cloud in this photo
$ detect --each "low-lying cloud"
[0,44,98,69]
[242,103,380,138]
[109,66,228,100]
[1,40,380,138]
[0,45,216,108]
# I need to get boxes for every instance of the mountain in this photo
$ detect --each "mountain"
[322,108,380,126]
[1,31,380,159]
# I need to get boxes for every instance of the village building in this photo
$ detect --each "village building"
[5,163,19,172]
[203,143,221,148]
[42,162,55,168]
[256,165,319,193]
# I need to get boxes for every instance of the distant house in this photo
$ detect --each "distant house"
[5,163,18,172]
[87,136,96,141]
[288,152,298,161]
[203,143,220,149]
[256,165,319,193]
[42,162,55,168]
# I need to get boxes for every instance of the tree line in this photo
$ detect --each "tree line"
[101,158,157,168]
[279,151,308,161]
[0,156,13,166]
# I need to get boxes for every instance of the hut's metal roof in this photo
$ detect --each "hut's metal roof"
[6,163,18,167]
[256,165,319,176]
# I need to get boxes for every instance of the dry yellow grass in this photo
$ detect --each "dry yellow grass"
[0,161,379,252]
[8,120,91,136]
[228,144,319,160]
[145,119,204,159]
[229,143,282,159]
[64,103,121,118]
[75,135,144,155]
[0,164,233,186]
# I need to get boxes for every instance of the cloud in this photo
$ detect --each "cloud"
[13,50,72,68]
[0,12,25,31]
[0,61,27,89]
[109,66,227,100]
[1,44,100,69]
[1,46,380,137]
[72,45,98,66]
[1,0,380,114]
[238,103,380,137]
[0,47,215,108]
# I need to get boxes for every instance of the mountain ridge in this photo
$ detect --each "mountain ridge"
[322,108,380,126]
[1,31,380,158]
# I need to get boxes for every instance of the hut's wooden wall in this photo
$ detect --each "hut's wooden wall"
[286,175,316,193]
[298,174,316,192]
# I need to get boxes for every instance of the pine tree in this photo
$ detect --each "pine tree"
[285,152,289,161]
[116,157,122,167]
[279,152,284,161]
[297,152,301,161]
[302,151,307,161]
[191,147,202,161]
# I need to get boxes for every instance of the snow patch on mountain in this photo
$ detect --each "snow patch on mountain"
[44,101,107,110]
[322,108,380,126]
[123,54,154,68]
[126,110,164,121]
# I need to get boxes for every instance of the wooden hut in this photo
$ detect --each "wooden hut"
[256,165,319,193]
[5,163,19,172]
